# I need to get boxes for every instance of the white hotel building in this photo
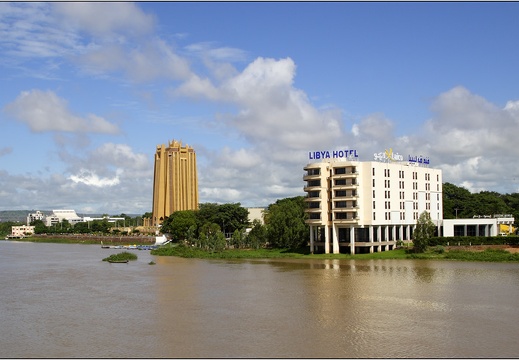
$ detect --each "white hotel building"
[303,150,442,254]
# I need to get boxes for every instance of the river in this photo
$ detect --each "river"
[1,241,518,358]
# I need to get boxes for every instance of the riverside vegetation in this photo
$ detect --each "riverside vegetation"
[150,243,519,262]
[102,251,138,262]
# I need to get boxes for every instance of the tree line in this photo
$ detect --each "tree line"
[159,197,309,251]
[443,182,519,223]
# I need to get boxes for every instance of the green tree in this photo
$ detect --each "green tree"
[31,219,48,234]
[160,210,197,242]
[442,182,472,219]
[90,219,110,233]
[248,219,267,249]
[0,221,22,237]
[197,202,249,236]
[231,228,246,249]
[413,211,436,253]
[72,221,89,234]
[265,196,309,249]
[198,222,225,252]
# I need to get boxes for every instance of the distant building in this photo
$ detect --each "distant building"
[10,225,35,238]
[27,210,45,225]
[152,140,199,226]
[46,209,83,227]
[247,207,265,225]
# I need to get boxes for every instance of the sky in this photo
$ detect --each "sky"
[1,2,519,215]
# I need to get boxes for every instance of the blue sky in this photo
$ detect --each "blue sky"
[1,2,519,214]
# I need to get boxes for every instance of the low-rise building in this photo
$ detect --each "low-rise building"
[10,225,35,238]
[441,215,515,237]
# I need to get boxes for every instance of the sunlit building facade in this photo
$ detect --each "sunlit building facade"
[303,150,442,254]
[152,140,199,226]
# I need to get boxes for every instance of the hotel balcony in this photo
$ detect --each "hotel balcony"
[305,218,324,225]
[305,196,321,202]
[332,192,358,200]
[306,203,322,212]
[333,218,359,224]
[304,185,322,192]
[333,212,359,224]
[331,183,358,190]
[331,172,358,180]
[303,173,321,181]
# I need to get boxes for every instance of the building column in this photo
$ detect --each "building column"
[332,225,339,254]
[369,226,374,253]
[309,225,314,253]
[350,227,355,255]
[324,225,330,254]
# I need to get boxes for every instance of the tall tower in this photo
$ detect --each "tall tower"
[152,140,199,226]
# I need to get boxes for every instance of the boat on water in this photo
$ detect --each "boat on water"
[108,259,129,263]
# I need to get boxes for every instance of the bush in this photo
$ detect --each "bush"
[102,251,137,262]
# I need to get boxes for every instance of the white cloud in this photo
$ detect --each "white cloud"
[409,86,519,194]
[53,2,155,38]
[4,89,120,134]
[69,169,121,188]
[185,42,248,62]
[76,39,192,82]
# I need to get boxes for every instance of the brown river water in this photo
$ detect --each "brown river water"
[1,240,518,358]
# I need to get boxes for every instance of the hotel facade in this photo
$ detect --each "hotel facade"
[303,149,442,254]
[152,140,199,226]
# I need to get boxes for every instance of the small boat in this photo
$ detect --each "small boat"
[108,259,129,263]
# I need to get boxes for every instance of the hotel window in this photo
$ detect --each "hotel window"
[373,168,375,176]
[308,180,320,187]
[373,201,376,209]
[373,190,375,198]
[373,179,375,187]
[373,212,376,220]
[335,201,347,208]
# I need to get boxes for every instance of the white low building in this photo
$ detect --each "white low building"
[10,225,35,238]
[442,215,515,237]
[45,209,83,226]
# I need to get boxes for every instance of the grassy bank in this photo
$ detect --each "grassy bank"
[151,244,519,262]
[10,235,154,246]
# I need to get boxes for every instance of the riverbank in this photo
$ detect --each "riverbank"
[151,244,519,262]
[7,234,156,246]
[5,237,519,262]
